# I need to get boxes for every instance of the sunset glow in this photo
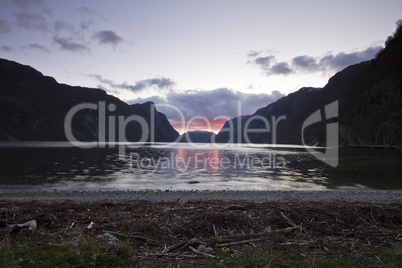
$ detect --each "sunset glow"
[171,119,227,135]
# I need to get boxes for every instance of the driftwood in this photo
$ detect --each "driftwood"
[102,230,161,245]
[0,201,399,266]
[164,241,189,253]
[217,237,267,247]
[7,220,37,231]
[216,226,301,247]
[189,246,215,258]
[280,212,297,227]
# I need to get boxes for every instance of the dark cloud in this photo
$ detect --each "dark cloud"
[143,78,175,89]
[93,30,124,47]
[22,43,50,53]
[127,95,167,105]
[248,54,293,75]
[0,19,11,33]
[248,51,261,57]
[128,88,285,123]
[0,45,13,52]
[254,56,274,70]
[270,62,292,75]
[292,55,318,71]
[53,36,90,53]
[248,45,383,75]
[53,20,75,32]
[91,74,284,127]
[318,46,382,70]
[15,11,50,32]
[89,74,175,92]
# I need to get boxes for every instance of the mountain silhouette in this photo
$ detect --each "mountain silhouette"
[1,24,401,146]
[216,24,402,147]
[179,130,215,143]
[0,59,179,142]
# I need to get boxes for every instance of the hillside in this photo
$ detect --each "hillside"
[0,59,179,142]
[216,25,402,146]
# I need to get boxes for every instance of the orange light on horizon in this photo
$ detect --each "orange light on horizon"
[171,119,226,134]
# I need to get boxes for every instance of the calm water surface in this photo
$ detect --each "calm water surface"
[0,142,401,191]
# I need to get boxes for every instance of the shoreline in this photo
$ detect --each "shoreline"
[1,189,400,266]
[0,189,400,204]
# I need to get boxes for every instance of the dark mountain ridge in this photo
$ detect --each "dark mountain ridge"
[1,25,401,145]
[179,130,215,143]
[216,24,402,147]
[0,58,179,142]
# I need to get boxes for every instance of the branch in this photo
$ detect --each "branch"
[188,246,215,258]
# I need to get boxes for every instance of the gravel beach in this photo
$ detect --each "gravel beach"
[0,189,400,204]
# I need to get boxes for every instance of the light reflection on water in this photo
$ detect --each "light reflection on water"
[0,142,401,191]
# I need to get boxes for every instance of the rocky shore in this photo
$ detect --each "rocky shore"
[0,190,401,266]
[0,189,400,204]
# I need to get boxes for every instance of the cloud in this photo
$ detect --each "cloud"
[74,6,100,17]
[93,30,124,47]
[292,55,318,71]
[22,43,50,53]
[53,36,90,53]
[142,78,175,90]
[253,56,274,70]
[0,19,11,33]
[53,20,75,32]
[318,46,382,70]
[270,62,292,75]
[128,88,284,132]
[128,88,285,127]
[13,0,52,15]
[248,45,383,75]
[15,11,50,32]
[0,45,13,52]
[80,19,93,30]
[126,95,167,105]
[248,51,262,58]
[89,74,175,92]
[74,6,103,30]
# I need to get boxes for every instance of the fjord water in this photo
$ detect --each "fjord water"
[0,142,401,191]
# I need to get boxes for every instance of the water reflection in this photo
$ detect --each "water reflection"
[0,143,401,190]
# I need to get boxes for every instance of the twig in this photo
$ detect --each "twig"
[213,224,218,237]
[221,226,301,240]
[159,196,183,226]
[102,230,161,245]
[216,237,265,247]
[276,226,301,233]
[280,212,297,227]
[217,226,301,246]
[165,241,189,253]
[188,246,215,258]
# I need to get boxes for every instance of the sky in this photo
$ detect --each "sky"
[0,0,401,134]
